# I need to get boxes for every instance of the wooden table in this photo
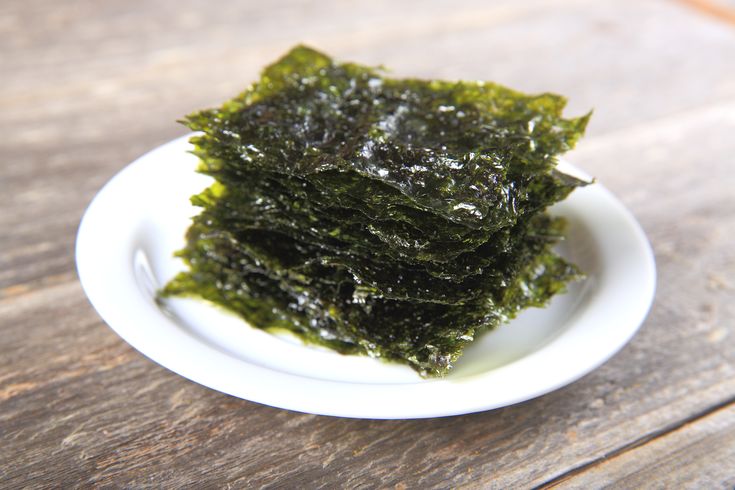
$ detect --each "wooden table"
[3,0,735,487]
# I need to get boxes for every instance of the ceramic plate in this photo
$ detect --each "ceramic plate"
[76,135,656,419]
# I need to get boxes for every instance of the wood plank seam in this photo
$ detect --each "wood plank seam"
[535,393,735,488]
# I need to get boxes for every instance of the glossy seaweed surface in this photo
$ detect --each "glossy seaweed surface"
[161,45,591,377]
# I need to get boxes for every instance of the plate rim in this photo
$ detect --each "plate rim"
[76,135,656,419]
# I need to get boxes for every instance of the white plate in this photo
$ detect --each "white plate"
[76,135,656,419]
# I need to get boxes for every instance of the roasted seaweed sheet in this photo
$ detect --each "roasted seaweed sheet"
[161,45,591,377]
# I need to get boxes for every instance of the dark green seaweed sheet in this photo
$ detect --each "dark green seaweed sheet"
[160,45,590,377]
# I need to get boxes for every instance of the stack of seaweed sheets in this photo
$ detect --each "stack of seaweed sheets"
[161,46,591,377]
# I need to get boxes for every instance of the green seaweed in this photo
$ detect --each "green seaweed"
[160,45,591,377]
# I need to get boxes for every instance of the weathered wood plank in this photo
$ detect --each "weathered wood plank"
[551,403,735,489]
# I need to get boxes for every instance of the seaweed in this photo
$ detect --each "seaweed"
[160,45,591,377]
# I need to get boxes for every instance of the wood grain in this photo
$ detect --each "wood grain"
[2,0,735,487]
[550,403,735,488]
